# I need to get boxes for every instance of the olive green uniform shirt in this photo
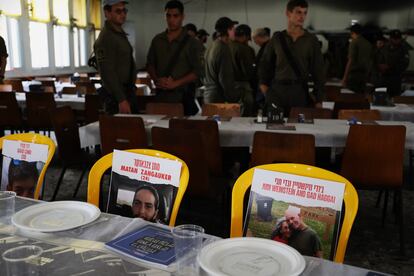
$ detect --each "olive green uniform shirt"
[379,44,409,76]
[229,41,255,82]
[348,36,373,80]
[204,40,240,103]
[146,29,202,102]
[258,30,325,104]
[94,21,136,103]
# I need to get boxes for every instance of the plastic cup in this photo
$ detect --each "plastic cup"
[0,191,16,225]
[2,245,43,276]
[171,224,204,276]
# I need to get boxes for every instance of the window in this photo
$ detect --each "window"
[0,1,22,71]
[73,27,87,67]
[90,0,102,29]
[28,0,50,22]
[29,22,49,68]
[54,26,70,67]
[52,0,70,67]
[72,0,87,27]
[0,1,22,16]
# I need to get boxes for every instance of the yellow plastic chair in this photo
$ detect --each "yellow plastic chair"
[0,133,56,199]
[87,149,189,227]
[230,163,358,263]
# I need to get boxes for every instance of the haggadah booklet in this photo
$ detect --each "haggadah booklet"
[106,150,182,225]
[244,168,345,260]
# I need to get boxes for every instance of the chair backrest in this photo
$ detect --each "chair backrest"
[85,94,101,124]
[50,106,82,164]
[4,79,24,92]
[333,99,370,118]
[393,96,414,105]
[0,133,56,199]
[169,119,222,176]
[0,84,13,92]
[61,87,76,94]
[289,107,332,119]
[99,114,148,155]
[324,85,341,101]
[76,82,96,94]
[230,163,358,263]
[25,93,56,129]
[136,77,152,87]
[152,126,210,198]
[0,93,23,128]
[146,102,184,117]
[202,103,241,117]
[250,132,315,167]
[87,149,189,226]
[340,125,406,189]
[337,109,381,121]
[40,80,56,93]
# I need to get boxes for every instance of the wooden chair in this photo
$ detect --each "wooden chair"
[25,93,56,133]
[61,87,77,94]
[337,109,381,121]
[84,94,102,124]
[0,93,24,133]
[99,115,148,155]
[87,149,189,226]
[136,77,152,87]
[393,96,414,105]
[324,85,341,101]
[4,79,24,92]
[202,103,241,117]
[289,107,333,119]
[169,119,223,176]
[40,80,56,93]
[152,127,211,198]
[230,163,358,263]
[50,106,90,200]
[0,133,56,200]
[340,125,406,255]
[250,132,315,167]
[0,84,13,92]
[76,82,96,94]
[333,99,370,118]
[146,102,184,117]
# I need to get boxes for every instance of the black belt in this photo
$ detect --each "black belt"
[274,79,303,85]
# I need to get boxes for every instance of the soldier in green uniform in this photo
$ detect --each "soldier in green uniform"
[146,0,202,115]
[377,30,410,97]
[252,28,271,110]
[94,0,138,114]
[0,35,8,84]
[258,0,325,115]
[342,24,373,94]
[230,24,255,116]
[204,17,240,104]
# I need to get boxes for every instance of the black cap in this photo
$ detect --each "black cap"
[235,24,252,38]
[215,17,238,35]
[390,29,402,39]
[197,29,210,37]
[184,23,197,34]
[349,23,362,34]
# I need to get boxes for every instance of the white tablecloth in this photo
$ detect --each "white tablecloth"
[0,197,390,276]
[78,115,414,149]
[323,101,414,122]
[15,92,85,110]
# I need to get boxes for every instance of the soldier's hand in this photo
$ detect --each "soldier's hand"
[155,77,168,89]
[118,100,131,114]
[163,77,178,90]
[259,84,269,95]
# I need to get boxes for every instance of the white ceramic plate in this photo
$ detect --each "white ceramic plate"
[12,201,101,232]
[198,237,306,276]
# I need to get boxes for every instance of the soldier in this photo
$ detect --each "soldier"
[146,0,202,115]
[0,35,7,84]
[258,0,325,115]
[378,30,410,97]
[342,24,373,94]
[94,0,138,114]
[184,23,197,37]
[230,24,255,116]
[197,29,210,45]
[252,28,271,110]
[204,17,240,104]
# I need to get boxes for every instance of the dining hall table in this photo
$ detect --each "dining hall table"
[0,197,391,275]
[78,114,414,150]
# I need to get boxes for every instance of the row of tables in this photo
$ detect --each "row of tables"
[0,197,389,275]
[79,114,414,149]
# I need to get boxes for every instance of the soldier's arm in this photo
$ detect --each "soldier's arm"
[342,41,356,86]
[219,46,240,103]
[241,46,255,81]
[0,56,6,80]
[95,39,126,103]
[258,39,276,94]
[146,39,159,82]
[310,36,326,103]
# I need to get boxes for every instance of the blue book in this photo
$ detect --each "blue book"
[105,224,176,271]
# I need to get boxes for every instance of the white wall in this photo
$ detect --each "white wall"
[128,0,414,69]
